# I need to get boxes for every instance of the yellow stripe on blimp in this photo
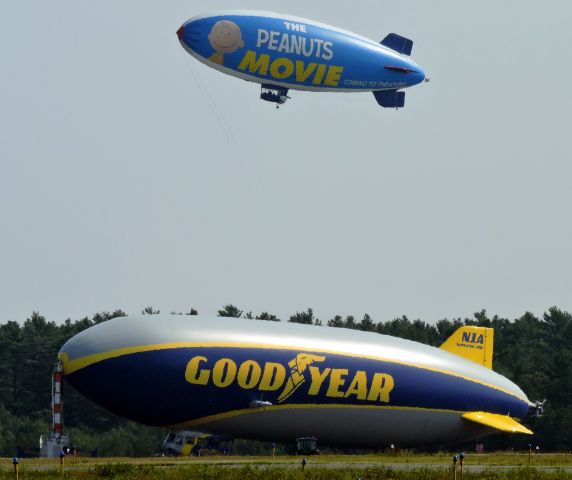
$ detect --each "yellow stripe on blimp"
[59,343,196,375]
[462,411,533,434]
[58,341,528,403]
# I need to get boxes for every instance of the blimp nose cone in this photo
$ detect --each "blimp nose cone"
[58,321,175,426]
[414,68,427,86]
[404,63,426,88]
[176,25,185,40]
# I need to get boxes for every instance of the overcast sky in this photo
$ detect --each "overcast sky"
[1,1,571,325]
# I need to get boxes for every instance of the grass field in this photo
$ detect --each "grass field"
[2,454,572,479]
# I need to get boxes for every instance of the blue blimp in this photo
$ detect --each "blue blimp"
[177,11,428,108]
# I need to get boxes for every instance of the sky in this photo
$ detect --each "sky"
[1,1,571,325]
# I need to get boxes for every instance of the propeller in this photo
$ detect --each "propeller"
[532,399,547,417]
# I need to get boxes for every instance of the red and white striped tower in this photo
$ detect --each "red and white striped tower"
[52,361,63,435]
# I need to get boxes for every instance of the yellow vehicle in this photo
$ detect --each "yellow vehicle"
[161,430,232,456]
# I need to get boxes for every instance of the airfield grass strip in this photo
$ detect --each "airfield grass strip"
[2,465,572,480]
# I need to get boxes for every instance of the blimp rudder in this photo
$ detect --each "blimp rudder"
[440,326,495,369]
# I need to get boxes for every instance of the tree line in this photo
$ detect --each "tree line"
[0,306,570,456]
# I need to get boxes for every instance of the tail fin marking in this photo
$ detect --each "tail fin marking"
[439,326,494,369]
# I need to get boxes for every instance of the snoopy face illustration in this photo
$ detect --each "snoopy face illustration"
[208,20,244,53]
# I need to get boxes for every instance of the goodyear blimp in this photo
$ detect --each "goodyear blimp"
[59,316,537,447]
[176,11,428,108]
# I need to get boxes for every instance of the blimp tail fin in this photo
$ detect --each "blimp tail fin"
[463,412,533,435]
[380,33,413,56]
[439,326,494,369]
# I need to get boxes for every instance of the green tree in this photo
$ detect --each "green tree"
[288,308,320,325]
[327,315,344,328]
[141,306,160,315]
[92,310,127,324]
[256,312,280,321]
[217,305,243,318]
[343,315,356,329]
[358,313,375,331]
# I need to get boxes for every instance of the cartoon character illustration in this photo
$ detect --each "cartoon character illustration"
[208,20,244,65]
